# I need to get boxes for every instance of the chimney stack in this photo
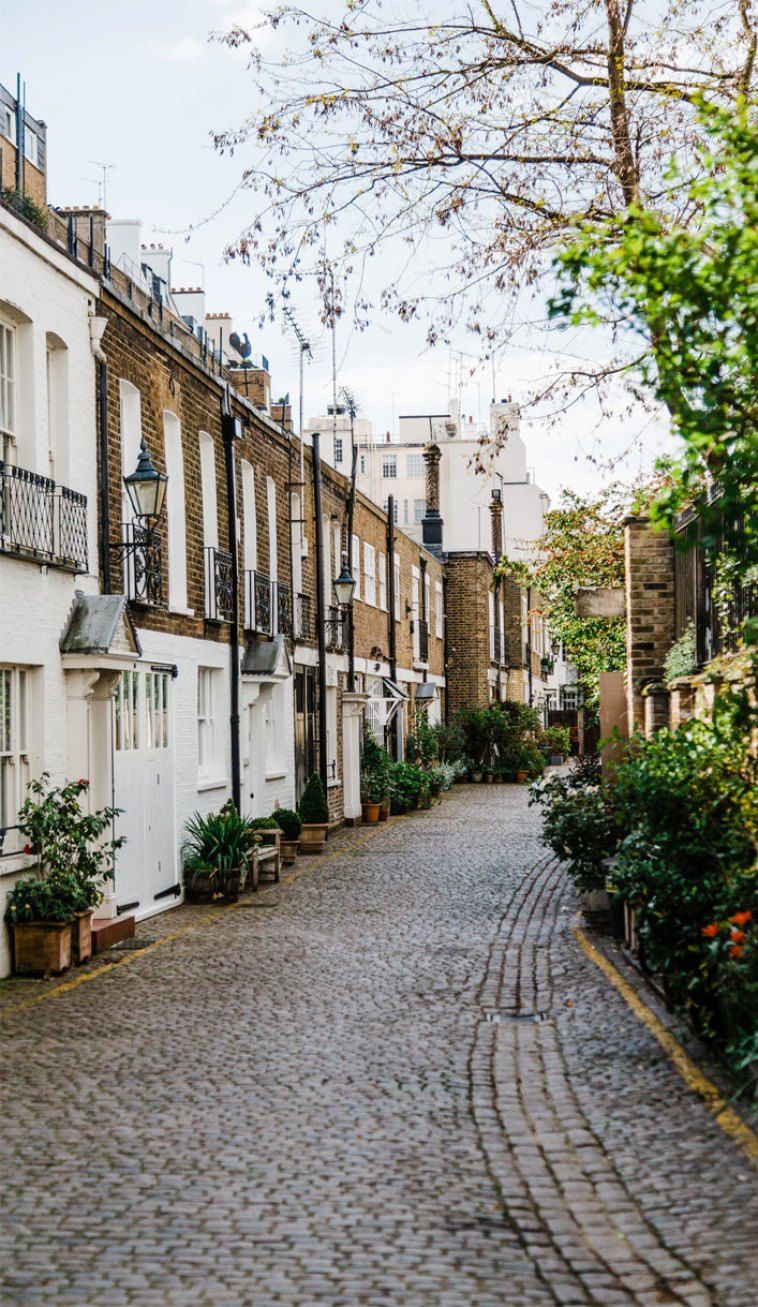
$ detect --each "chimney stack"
[421,442,443,556]
[490,488,503,562]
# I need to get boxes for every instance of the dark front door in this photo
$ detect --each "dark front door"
[295,667,316,800]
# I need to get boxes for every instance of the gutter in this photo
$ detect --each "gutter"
[311,432,329,792]
[221,389,242,810]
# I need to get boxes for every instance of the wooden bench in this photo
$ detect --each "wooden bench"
[246,828,281,891]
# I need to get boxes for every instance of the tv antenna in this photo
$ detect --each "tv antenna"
[283,307,314,552]
[89,160,116,212]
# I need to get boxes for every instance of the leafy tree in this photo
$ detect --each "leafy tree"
[213,1,754,414]
[550,101,758,571]
[500,485,633,703]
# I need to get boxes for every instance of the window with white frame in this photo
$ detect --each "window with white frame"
[114,670,139,752]
[199,431,219,551]
[264,683,286,776]
[413,498,426,524]
[326,686,339,782]
[363,542,376,605]
[411,569,420,658]
[351,533,361,600]
[424,572,431,626]
[381,453,397,479]
[0,105,13,142]
[0,666,30,833]
[322,513,332,610]
[145,670,170,750]
[435,581,444,638]
[266,476,278,584]
[334,437,343,464]
[378,551,387,609]
[332,520,342,593]
[24,130,39,168]
[0,318,16,459]
[489,592,496,660]
[394,558,401,615]
[360,454,366,475]
[197,667,223,782]
[382,499,398,522]
[164,411,188,611]
[403,499,409,524]
[407,454,424,478]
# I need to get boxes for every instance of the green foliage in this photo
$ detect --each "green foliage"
[531,772,617,890]
[664,621,698,683]
[540,725,571,756]
[18,773,123,886]
[1,187,48,230]
[612,689,757,1054]
[5,871,87,925]
[551,101,758,576]
[271,808,302,841]
[388,761,426,812]
[361,735,392,804]
[298,772,329,825]
[183,803,255,880]
[406,716,442,767]
[450,702,541,773]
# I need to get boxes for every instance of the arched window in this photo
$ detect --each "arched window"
[45,333,68,483]
[163,411,187,611]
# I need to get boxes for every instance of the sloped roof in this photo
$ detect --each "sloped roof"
[59,592,141,657]
[241,634,292,679]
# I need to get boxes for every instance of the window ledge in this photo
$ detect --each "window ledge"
[197,776,228,793]
[327,776,341,788]
[0,854,35,880]
[169,605,195,617]
[265,770,287,782]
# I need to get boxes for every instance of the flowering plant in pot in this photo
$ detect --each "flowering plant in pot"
[10,773,123,972]
[182,803,255,902]
[298,773,330,852]
[271,808,302,864]
[5,872,84,977]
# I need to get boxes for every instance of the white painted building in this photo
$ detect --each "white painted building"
[0,200,124,976]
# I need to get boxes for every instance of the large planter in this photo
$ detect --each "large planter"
[579,888,610,915]
[300,823,328,854]
[516,769,529,784]
[280,839,300,866]
[12,921,72,978]
[73,909,94,965]
[362,801,381,825]
[184,868,241,904]
[378,797,390,822]
[471,771,484,784]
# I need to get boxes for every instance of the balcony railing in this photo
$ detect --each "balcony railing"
[117,522,162,606]
[1,461,88,571]
[244,569,272,635]
[325,604,344,651]
[276,581,292,637]
[417,617,429,663]
[205,546,234,622]
[295,592,312,643]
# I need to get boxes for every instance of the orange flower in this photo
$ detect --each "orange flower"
[730,929,746,944]
[729,945,744,959]
[701,923,719,938]
[729,911,752,927]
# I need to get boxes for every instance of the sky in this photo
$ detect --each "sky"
[4,0,673,503]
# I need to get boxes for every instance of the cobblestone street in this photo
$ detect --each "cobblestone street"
[1,785,756,1307]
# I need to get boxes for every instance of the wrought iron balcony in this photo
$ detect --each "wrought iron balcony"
[417,617,429,664]
[295,592,312,643]
[276,581,292,637]
[325,604,345,651]
[244,569,272,635]
[205,546,234,622]
[115,522,162,606]
[0,461,88,572]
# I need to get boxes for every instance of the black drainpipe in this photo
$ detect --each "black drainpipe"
[222,390,242,810]
[97,357,111,593]
[346,440,358,692]
[386,493,397,682]
[311,432,329,793]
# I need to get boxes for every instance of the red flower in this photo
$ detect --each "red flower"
[23,843,31,854]
[701,923,719,938]
[729,911,752,927]
[77,778,89,787]
[729,945,744,960]
[730,929,746,944]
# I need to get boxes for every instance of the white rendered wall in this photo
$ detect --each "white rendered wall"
[0,208,100,976]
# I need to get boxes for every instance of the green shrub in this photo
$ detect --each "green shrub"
[531,773,617,890]
[183,802,255,881]
[271,808,302,840]
[361,735,392,803]
[2,187,48,230]
[298,772,329,824]
[664,621,698,682]
[540,724,571,756]
[5,871,88,924]
[388,760,425,811]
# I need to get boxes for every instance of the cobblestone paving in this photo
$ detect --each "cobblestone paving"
[1,786,756,1306]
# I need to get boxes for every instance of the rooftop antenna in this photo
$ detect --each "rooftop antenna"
[283,306,313,553]
[89,160,115,212]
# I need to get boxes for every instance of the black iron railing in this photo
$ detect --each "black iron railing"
[417,618,429,663]
[295,592,312,642]
[205,546,234,622]
[244,569,272,635]
[276,581,292,637]
[674,492,755,667]
[116,522,162,606]
[325,604,344,651]
[0,461,88,571]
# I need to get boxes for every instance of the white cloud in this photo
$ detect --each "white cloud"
[148,35,207,65]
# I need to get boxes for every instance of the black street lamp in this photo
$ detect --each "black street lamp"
[123,437,168,530]
[333,557,357,609]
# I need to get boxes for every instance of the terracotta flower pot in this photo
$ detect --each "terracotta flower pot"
[184,868,241,904]
[300,823,328,853]
[516,769,529,784]
[73,909,94,965]
[280,839,300,866]
[362,801,381,825]
[12,921,73,978]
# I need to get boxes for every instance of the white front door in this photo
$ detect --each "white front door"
[113,668,178,917]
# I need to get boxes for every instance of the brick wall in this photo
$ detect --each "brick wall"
[444,553,494,715]
[624,515,676,733]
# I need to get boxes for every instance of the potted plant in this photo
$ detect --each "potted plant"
[298,773,330,852]
[183,803,254,903]
[5,872,83,977]
[271,808,302,864]
[388,761,423,814]
[9,774,123,973]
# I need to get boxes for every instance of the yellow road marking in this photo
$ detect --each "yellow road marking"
[574,925,758,1167]
[0,822,391,1017]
